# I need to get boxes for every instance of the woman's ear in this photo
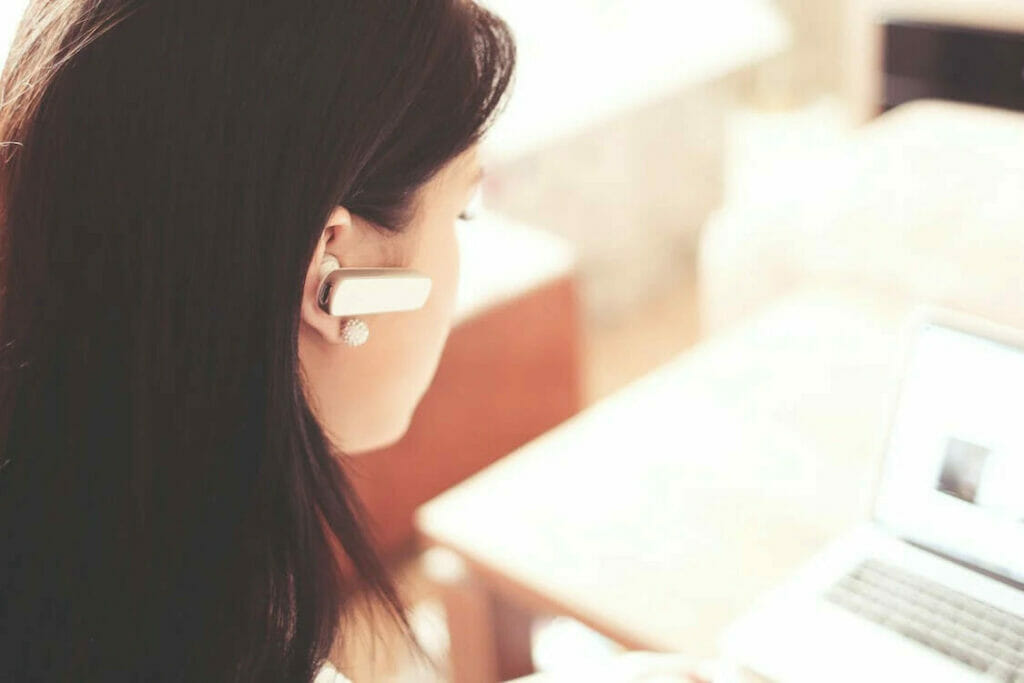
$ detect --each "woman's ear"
[300,205,405,344]
[300,206,360,344]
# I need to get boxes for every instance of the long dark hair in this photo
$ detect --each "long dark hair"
[0,1,515,680]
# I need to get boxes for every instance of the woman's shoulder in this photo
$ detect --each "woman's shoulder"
[314,660,353,683]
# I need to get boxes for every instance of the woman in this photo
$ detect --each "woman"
[0,1,711,681]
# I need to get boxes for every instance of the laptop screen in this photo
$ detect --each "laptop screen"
[874,318,1024,585]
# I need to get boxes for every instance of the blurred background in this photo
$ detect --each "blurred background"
[5,1,1024,681]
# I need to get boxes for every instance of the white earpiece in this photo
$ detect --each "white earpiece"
[317,254,432,347]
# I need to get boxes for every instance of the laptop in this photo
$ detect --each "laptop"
[720,307,1024,683]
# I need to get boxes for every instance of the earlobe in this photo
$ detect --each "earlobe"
[302,252,370,347]
[315,253,372,347]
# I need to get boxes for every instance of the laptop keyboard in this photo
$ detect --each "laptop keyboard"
[824,558,1024,681]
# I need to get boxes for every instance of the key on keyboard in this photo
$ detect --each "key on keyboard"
[824,558,1024,681]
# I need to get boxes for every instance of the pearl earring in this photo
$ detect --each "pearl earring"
[340,318,369,347]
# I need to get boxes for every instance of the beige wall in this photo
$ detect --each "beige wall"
[755,0,847,104]
[483,81,731,325]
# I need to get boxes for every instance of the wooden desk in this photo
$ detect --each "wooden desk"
[416,289,915,682]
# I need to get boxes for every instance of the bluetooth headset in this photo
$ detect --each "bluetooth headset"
[316,254,432,347]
